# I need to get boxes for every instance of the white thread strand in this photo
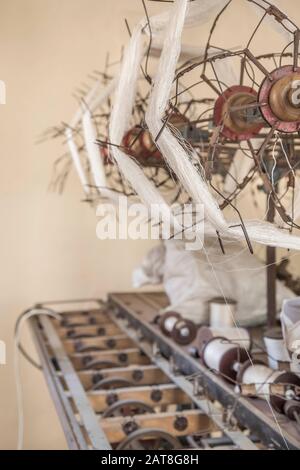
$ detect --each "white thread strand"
[146,0,229,232]
[65,129,90,195]
[82,109,107,189]
[109,1,229,232]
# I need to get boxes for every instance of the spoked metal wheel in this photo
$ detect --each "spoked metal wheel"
[117,428,182,450]
[89,377,134,391]
[102,399,155,418]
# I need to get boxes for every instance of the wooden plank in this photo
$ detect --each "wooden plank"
[101,410,213,444]
[63,335,134,354]
[70,349,151,370]
[76,365,171,390]
[53,311,110,327]
[55,308,106,317]
[88,384,191,412]
[57,323,121,339]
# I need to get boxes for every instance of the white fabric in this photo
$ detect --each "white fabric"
[280,298,300,372]
[133,240,295,326]
[132,244,165,288]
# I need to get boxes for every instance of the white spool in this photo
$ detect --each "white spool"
[203,338,236,372]
[264,329,290,370]
[165,315,179,333]
[240,364,282,396]
[238,361,300,416]
[209,298,237,328]
[209,327,251,350]
[202,337,248,381]
[159,311,181,336]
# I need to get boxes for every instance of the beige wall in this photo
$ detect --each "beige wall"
[0,0,299,450]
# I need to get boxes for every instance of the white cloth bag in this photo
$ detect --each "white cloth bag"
[133,239,294,326]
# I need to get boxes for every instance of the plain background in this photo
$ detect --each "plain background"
[0,0,300,450]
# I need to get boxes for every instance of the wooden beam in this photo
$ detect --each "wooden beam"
[63,335,134,354]
[101,410,214,444]
[88,384,191,413]
[71,349,150,370]
[53,314,110,328]
[76,365,171,390]
[57,323,122,339]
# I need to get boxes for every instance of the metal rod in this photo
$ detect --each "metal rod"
[266,196,277,328]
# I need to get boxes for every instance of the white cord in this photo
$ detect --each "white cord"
[14,308,61,450]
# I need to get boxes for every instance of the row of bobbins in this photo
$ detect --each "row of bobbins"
[198,333,300,422]
[158,297,239,347]
[159,299,300,423]
[158,311,198,346]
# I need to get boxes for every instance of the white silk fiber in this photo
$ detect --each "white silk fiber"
[108,0,231,232]
[146,0,228,232]
[109,24,178,229]
[82,109,107,189]
[65,128,90,195]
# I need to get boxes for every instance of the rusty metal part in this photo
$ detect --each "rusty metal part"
[102,399,155,418]
[116,428,182,450]
[259,66,300,132]
[106,338,116,349]
[213,85,263,141]
[132,369,144,382]
[174,415,188,432]
[106,393,119,407]
[277,259,300,296]
[150,389,163,403]
[118,353,128,363]
[122,112,189,165]
[122,421,139,437]
[92,372,104,385]
[271,372,300,414]
[97,327,106,336]
[284,400,300,421]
